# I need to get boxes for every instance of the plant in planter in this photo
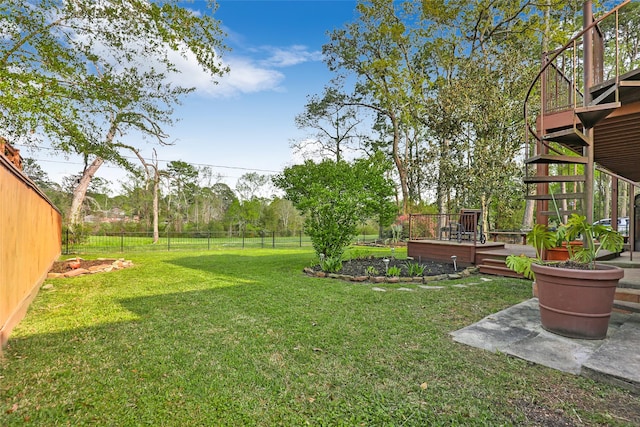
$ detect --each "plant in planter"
[506,213,624,340]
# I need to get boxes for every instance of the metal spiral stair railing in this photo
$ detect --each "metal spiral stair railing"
[522,0,631,221]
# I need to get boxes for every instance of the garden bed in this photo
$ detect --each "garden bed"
[305,256,475,283]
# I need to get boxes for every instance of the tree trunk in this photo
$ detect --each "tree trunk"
[152,173,160,244]
[436,138,450,232]
[481,193,489,235]
[620,183,628,218]
[390,113,410,214]
[68,157,105,231]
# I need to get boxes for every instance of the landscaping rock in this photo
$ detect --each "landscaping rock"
[64,268,90,277]
[48,258,134,278]
[418,285,444,290]
[89,264,114,272]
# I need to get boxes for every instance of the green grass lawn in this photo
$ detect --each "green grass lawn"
[2,248,639,425]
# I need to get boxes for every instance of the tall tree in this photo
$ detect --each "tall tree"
[235,172,271,202]
[165,160,199,232]
[0,0,228,231]
[323,0,432,214]
[293,82,367,162]
[133,149,164,243]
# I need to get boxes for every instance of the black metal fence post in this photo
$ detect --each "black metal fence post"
[299,230,302,247]
[167,231,171,251]
[242,230,245,248]
[261,232,264,248]
[121,231,124,252]
[208,232,211,250]
[272,231,275,248]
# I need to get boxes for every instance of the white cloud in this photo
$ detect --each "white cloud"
[218,57,285,95]
[260,45,323,67]
[166,44,322,98]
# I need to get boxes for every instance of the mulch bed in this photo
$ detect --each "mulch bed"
[49,259,117,274]
[311,256,457,277]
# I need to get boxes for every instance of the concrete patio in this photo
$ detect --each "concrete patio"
[451,250,640,394]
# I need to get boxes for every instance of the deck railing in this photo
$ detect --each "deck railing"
[524,0,631,153]
[408,213,483,244]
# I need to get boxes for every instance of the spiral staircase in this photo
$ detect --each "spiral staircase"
[479,1,640,292]
[523,0,640,227]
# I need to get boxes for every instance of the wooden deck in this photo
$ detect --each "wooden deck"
[407,239,506,266]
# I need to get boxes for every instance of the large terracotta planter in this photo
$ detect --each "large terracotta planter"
[532,263,624,340]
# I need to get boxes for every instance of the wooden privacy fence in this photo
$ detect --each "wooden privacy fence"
[0,145,61,350]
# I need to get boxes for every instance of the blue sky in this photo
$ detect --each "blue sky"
[27,0,359,193]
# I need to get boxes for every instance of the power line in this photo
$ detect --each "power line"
[16,144,282,174]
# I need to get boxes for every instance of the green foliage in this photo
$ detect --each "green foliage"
[365,265,379,276]
[405,262,426,277]
[565,214,624,268]
[506,214,625,279]
[386,266,402,277]
[320,256,343,273]
[390,224,403,243]
[505,254,535,281]
[273,153,397,259]
[528,224,558,261]
[2,249,637,425]
[1,0,228,229]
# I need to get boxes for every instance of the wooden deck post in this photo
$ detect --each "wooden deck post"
[583,0,595,224]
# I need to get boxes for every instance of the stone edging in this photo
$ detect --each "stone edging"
[303,266,479,283]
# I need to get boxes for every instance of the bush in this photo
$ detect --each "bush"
[273,153,397,259]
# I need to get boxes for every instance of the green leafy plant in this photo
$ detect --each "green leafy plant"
[273,153,397,259]
[405,262,425,277]
[386,266,402,277]
[506,214,624,279]
[365,266,379,276]
[390,224,403,243]
[565,214,624,267]
[320,256,343,273]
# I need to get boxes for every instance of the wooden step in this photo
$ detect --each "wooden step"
[619,80,640,87]
[575,101,621,128]
[525,154,587,165]
[523,175,585,184]
[475,253,507,265]
[542,127,589,147]
[613,300,640,314]
[588,84,618,106]
[525,192,584,201]
[477,258,524,277]
[478,261,525,279]
[614,287,640,304]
